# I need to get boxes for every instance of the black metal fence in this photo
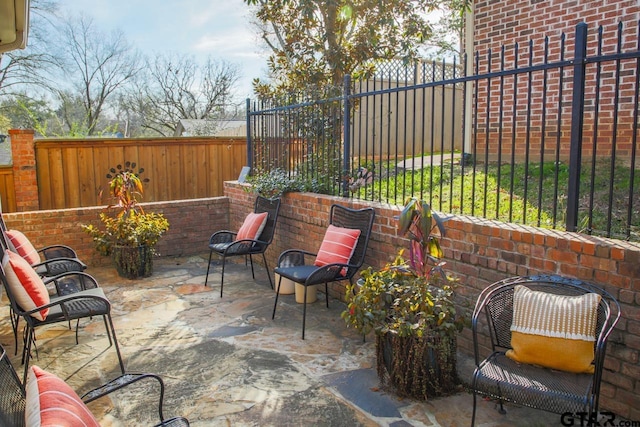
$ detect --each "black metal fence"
[247,22,640,242]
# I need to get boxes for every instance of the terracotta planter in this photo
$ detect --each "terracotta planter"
[113,245,153,279]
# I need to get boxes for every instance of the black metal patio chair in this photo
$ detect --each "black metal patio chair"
[0,227,87,356]
[0,344,188,427]
[205,196,281,297]
[0,249,126,383]
[470,274,620,426]
[272,204,375,339]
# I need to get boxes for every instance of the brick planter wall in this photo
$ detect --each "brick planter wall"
[224,182,640,420]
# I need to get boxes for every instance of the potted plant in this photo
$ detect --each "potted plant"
[82,162,169,279]
[342,197,466,400]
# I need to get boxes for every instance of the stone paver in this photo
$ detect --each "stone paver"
[0,254,563,426]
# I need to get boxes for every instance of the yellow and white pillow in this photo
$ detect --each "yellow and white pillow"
[506,285,601,374]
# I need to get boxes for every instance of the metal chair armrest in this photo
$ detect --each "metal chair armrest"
[81,373,169,423]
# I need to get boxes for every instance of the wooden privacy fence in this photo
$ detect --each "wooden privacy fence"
[0,166,16,212]
[35,137,247,210]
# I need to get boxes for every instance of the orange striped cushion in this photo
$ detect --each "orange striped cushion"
[506,285,601,373]
[25,365,100,427]
[6,229,41,265]
[236,212,268,241]
[314,225,361,275]
[2,250,49,320]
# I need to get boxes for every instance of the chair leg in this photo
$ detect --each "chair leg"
[262,253,273,289]
[324,282,329,308]
[471,390,477,427]
[22,325,34,383]
[220,256,227,297]
[248,254,256,280]
[204,250,214,286]
[10,308,19,356]
[106,313,126,374]
[272,275,282,319]
[302,285,308,340]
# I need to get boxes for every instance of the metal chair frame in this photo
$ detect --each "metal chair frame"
[0,261,126,383]
[205,196,281,297]
[0,345,188,427]
[272,204,375,339]
[470,274,620,426]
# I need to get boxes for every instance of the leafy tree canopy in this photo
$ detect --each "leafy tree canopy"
[245,0,469,98]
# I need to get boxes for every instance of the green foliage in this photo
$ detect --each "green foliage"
[246,0,470,97]
[343,254,464,339]
[82,161,169,256]
[342,197,465,339]
[245,168,304,198]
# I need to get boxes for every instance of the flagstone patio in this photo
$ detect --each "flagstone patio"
[0,255,560,426]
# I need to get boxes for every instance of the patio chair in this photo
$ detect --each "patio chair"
[0,344,189,427]
[470,274,620,426]
[272,204,375,339]
[0,228,87,356]
[0,249,125,383]
[205,196,281,297]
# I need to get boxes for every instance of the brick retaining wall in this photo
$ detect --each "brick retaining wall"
[223,182,640,420]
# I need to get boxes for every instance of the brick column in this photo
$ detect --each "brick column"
[8,129,39,211]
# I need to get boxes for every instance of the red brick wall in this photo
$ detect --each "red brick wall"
[2,197,229,267]
[4,180,639,418]
[471,0,640,162]
[224,181,640,420]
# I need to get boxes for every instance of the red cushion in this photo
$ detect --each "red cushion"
[25,365,100,427]
[314,225,361,275]
[236,212,268,241]
[6,229,41,265]
[2,250,50,320]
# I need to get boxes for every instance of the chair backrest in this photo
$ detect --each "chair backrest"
[329,204,376,279]
[0,345,26,427]
[254,196,281,245]
[473,274,620,371]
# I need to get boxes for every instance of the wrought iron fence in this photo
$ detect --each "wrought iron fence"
[247,22,640,242]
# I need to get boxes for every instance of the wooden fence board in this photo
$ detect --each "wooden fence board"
[32,137,247,210]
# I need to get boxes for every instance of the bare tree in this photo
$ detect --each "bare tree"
[123,54,241,136]
[51,14,142,135]
[0,0,59,97]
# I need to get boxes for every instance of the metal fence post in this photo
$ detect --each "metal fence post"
[342,74,352,197]
[246,98,253,171]
[566,22,588,232]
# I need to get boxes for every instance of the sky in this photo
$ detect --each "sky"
[55,0,270,100]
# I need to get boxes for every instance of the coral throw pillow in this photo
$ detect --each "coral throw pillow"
[506,285,601,374]
[2,250,49,320]
[236,212,268,241]
[6,229,41,265]
[314,225,361,275]
[25,365,100,427]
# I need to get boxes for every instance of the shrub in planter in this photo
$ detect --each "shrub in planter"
[82,162,169,279]
[342,197,466,399]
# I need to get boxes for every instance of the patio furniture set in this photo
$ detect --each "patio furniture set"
[0,196,621,426]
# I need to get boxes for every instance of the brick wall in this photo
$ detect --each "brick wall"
[3,179,639,418]
[224,182,640,420]
[471,0,640,162]
[2,197,229,268]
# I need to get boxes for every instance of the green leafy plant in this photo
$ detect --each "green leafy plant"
[245,168,304,198]
[342,196,465,399]
[82,162,169,257]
